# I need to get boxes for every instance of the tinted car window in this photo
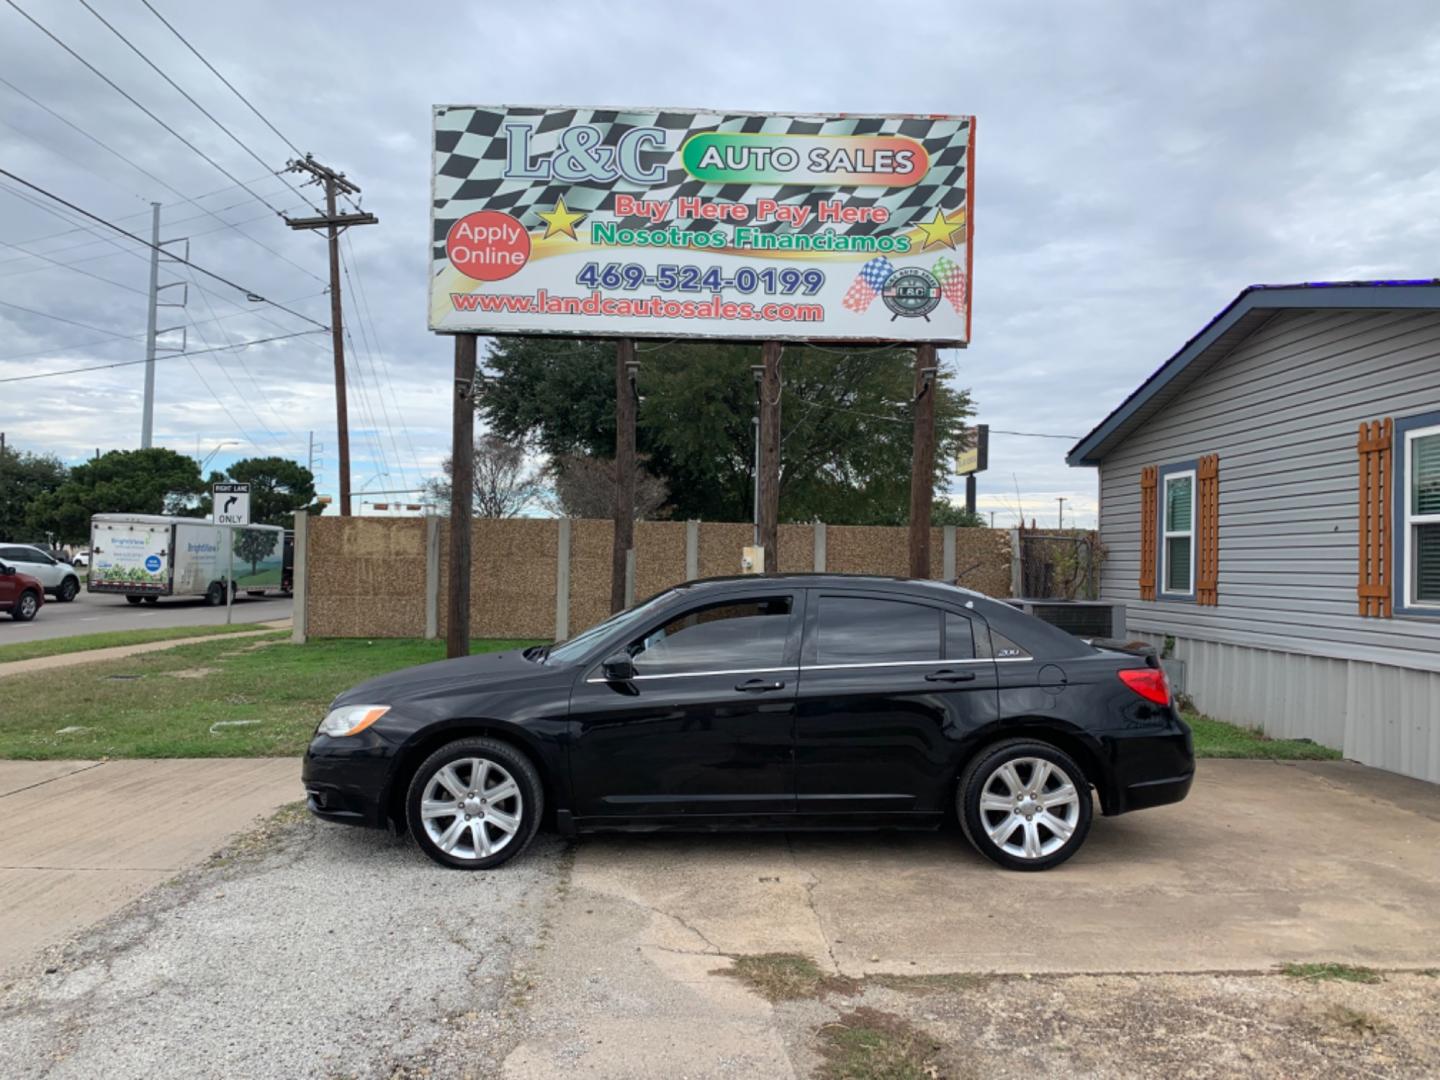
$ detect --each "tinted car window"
[944,613,976,659]
[2,547,33,562]
[817,596,940,663]
[630,598,792,675]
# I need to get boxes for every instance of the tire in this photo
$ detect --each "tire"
[957,738,1093,872]
[11,589,39,621]
[143,596,159,604]
[405,737,543,871]
[125,595,144,606]
[56,577,79,603]
[205,582,225,607]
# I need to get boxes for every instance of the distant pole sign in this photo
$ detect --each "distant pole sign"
[429,106,975,344]
[957,424,989,475]
[213,482,251,526]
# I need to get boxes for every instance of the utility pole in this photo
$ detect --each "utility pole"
[140,202,160,448]
[908,344,938,578]
[611,341,638,613]
[284,156,378,517]
[1057,496,1067,530]
[307,431,314,473]
[758,341,781,572]
[447,335,476,658]
[750,365,763,547]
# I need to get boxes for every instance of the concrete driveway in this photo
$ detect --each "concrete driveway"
[1,758,1436,1078]
[0,758,300,977]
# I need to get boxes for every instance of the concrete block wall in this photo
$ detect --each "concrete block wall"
[297,516,1013,641]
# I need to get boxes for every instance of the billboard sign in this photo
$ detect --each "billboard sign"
[430,106,974,344]
[957,424,989,475]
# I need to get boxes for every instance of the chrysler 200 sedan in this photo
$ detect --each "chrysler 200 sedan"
[304,575,1194,872]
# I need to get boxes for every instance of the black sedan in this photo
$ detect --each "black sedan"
[304,575,1193,872]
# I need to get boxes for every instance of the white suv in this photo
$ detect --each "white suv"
[0,545,82,603]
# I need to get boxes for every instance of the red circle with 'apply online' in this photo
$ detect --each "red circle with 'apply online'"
[445,210,531,281]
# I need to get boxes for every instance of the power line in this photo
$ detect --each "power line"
[140,0,303,159]
[0,289,328,364]
[0,296,138,339]
[0,330,326,383]
[0,73,323,284]
[0,168,328,331]
[6,0,287,216]
[75,0,323,218]
[989,429,1081,440]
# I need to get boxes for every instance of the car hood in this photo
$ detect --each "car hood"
[331,648,553,708]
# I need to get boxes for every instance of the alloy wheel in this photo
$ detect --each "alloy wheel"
[419,757,524,861]
[20,594,38,618]
[977,756,1081,861]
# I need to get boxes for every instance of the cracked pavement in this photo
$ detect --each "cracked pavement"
[0,758,1438,1077]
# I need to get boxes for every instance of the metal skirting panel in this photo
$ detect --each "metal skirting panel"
[1138,631,1440,783]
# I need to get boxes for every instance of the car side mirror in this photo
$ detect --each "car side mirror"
[601,652,636,682]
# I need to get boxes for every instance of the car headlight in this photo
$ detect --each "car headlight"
[316,705,390,737]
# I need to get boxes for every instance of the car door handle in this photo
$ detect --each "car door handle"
[925,669,977,683]
[735,678,786,692]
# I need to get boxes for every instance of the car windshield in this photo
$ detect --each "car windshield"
[542,590,675,665]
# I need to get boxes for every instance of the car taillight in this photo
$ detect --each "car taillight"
[1118,667,1170,706]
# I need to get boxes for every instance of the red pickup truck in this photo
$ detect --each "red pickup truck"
[0,559,44,621]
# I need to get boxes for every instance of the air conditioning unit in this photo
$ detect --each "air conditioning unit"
[1003,599,1126,640]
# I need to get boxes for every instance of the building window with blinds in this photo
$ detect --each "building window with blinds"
[1160,467,1196,599]
[1404,424,1440,610]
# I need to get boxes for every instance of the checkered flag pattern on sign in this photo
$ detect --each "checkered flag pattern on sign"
[431,108,971,270]
[932,256,967,314]
[842,256,896,313]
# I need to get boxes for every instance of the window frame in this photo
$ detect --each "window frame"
[584,590,803,681]
[799,588,996,670]
[1157,462,1197,601]
[1396,415,1440,615]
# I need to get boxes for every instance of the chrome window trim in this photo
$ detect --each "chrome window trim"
[585,665,796,684]
[803,656,1028,672]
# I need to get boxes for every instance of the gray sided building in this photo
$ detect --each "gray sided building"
[1069,281,1440,783]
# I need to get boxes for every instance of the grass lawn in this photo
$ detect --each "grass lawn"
[0,623,269,665]
[0,634,535,759]
[1186,712,1342,760]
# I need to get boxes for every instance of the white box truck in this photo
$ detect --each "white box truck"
[88,514,286,606]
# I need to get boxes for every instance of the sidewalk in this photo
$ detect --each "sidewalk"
[0,758,300,976]
[0,619,291,679]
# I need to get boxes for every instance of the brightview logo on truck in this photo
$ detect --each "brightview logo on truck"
[187,542,218,554]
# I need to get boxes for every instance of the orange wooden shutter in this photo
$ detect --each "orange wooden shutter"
[1357,419,1393,617]
[1196,454,1220,606]
[1139,465,1158,600]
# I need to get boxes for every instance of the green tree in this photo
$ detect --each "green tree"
[0,443,67,541]
[931,501,987,527]
[232,527,279,575]
[195,457,318,526]
[27,448,204,543]
[477,339,972,524]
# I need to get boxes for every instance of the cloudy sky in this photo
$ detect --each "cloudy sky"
[3,1,1439,528]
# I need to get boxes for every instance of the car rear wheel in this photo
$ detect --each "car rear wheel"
[405,737,542,870]
[958,739,1092,871]
[11,590,40,621]
[56,577,79,602]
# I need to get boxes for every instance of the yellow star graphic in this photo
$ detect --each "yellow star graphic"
[537,196,586,240]
[914,207,965,251]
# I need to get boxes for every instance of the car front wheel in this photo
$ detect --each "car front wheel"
[11,590,40,621]
[405,737,542,870]
[56,577,79,602]
[958,739,1092,871]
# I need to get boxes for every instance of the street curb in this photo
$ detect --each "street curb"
[0,620,292,679]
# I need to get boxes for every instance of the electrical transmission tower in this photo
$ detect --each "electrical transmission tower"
[284,156,377,515]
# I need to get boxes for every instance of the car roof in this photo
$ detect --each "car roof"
[663,574,1092,658]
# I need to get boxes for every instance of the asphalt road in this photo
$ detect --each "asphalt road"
[0,588,292,644]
